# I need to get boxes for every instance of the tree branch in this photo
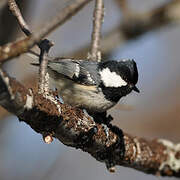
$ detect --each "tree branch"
[0,36,33,62]
[0,69,179,177]
[8,0,31,36]
[88,0,104,61]
[37,40,52,94]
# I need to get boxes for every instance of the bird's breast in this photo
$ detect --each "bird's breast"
[49,75,116,112]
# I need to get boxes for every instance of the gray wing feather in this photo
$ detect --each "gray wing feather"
[48,59,101,86]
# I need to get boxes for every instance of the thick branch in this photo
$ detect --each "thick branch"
[0,69,180,177]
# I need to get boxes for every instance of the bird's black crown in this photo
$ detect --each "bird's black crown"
[99,59,138,86]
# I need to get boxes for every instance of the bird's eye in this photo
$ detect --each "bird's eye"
[124,77,128,83]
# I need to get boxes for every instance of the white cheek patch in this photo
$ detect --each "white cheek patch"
[99,68,127,87]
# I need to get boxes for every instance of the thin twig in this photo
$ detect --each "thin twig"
[88,0,104,61]
[38,49,48,94]
[38,40,53,94]
[8,0,31,36]
[38,59,49,94]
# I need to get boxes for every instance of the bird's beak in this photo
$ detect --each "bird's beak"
[132,86,140,93]
[130,84,140,93]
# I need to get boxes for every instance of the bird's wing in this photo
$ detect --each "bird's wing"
[48,59,100,86]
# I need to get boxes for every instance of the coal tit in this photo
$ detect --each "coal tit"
[36,58,139,113]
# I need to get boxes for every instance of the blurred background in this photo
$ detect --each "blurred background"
[0,0,180,179]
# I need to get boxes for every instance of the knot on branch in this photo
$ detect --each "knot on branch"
[38,39,54,55]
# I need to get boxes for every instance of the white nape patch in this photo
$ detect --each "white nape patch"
[75,64,80,77]
[24,94,33,110]
[99,68,127,87]
[122,59,130,62]
[158,139,180,172]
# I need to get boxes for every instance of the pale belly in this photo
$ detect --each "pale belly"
[49,76,115,112]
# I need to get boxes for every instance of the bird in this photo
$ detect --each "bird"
[32,57,139,113]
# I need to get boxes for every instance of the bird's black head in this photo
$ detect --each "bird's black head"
[98,59,139,102]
